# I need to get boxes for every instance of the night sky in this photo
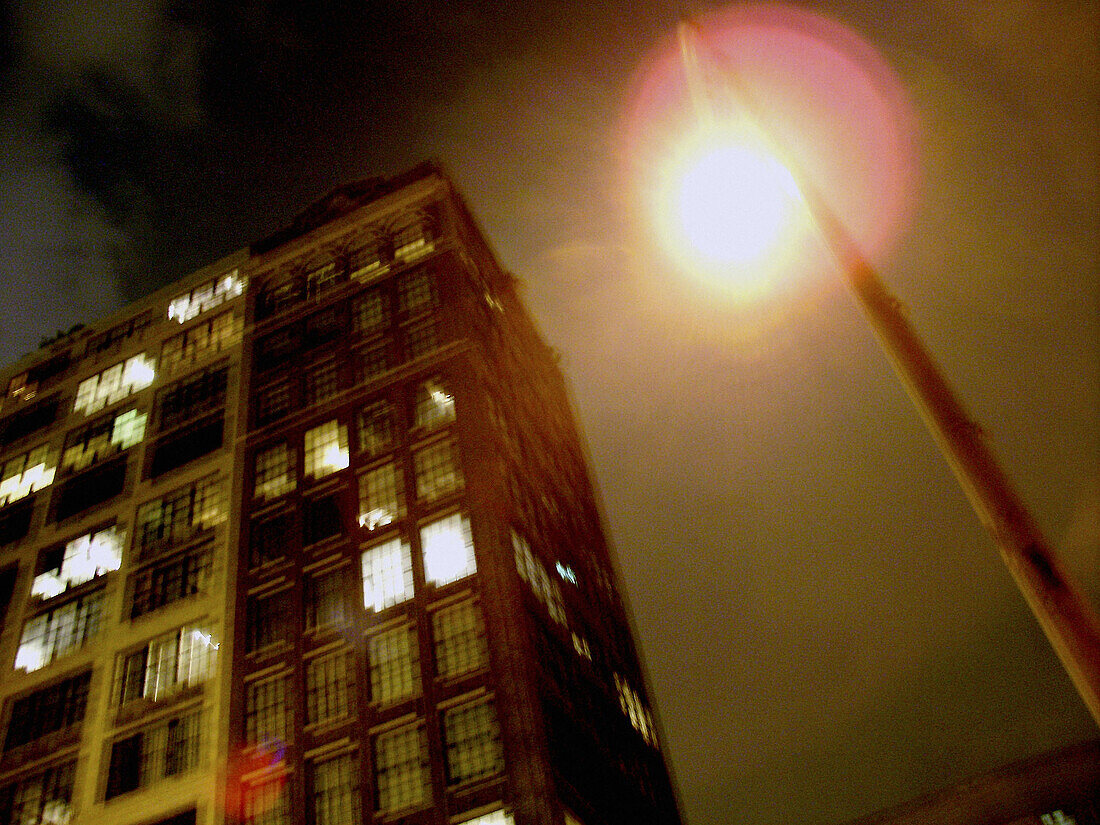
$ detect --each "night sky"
[1,2,1097,823]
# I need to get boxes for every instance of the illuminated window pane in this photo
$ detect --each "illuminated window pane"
[242,774,290,825]
[0,445,56,506]
[361,538,413,612]
[304,421,349,480]
[62,408,145,473]
[136,474,225,560]
[73,354,155,415]
[119,625,218,705]
[443,698,504,785]
[255,443,296,500]
[413,439,463,501]
[245,674,291,747]
[168,270,245,323]
[31,525,124,599]
[358,463,404,531]
[394,222,434,264]
[460,812,515,825]
[368,623,419,704]
[421,512,476,587]
[353,289,389,335]
[0,761,75,825]
[397,270,434,315]
[311,752,358,825]
[432,599,488,679]
[414,378,454,428]
[15,591,103,672]
[374,724,429,813]
[305,649,354,725]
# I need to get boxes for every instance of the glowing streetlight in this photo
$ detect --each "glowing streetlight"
[639,10,1100,724]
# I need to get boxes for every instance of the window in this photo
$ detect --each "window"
[148,415,224,478]
[614,674,658,747]
[0,760,75,825]
[160,310,242,376]
[53,456,127,520]
[357,344,390,383]
[0,498,33,545]
[414,439,463,501]
[105,709,202,798]
[357,400,394,456]
[304,421,349,480]
[250,513,290,568]
[306,306,344,348]
[374,723,429,813]
[118,625,218,705]
[0,444,56,506]
[87,310,152,355]
[414,378,455,428]
[306,569,346,631]
[0,395,60,445]
[368,623,420,705]
[256,326,301,371]
[73,353,156,415]
[254,443,296,500]
[245,674,291,747]
[442,698,504,785]
[3,671,90,752]
[156,366,228,431]
[362,538,414,612]
[311,752,358,825]
[433,600,488,679]
[135,475,225,560]
[394,221,434,263]
[15,591,103,671]
[242,779,289,825]
[256,380,293,426]
[513,532,567,626]
[459,811,515,825]
[306,360,340,406]
[306,263,339,300]
[304,494,343,545]
[31,524,124,599]
[421,513,476,587]
[353,289,389,335]
[167,270,245,323]
[358,463,404,530]
[129,546,211,619]
[247,590,290,653]
[405,318,439,359]
[305,649,354,725]
[61,407,146,473]
[398,270,435,314]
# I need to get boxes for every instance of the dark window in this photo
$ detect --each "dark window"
[306,569,346,631]
[3,671,91,752]
[0,396,59,445]
[305,306,344,349]
[248,591,290,653]
[304,495,343,545]
[249,513,291,568]
[256,326,301,371]
[357,400,394,456]
[0,565,16,636]
[357,344,390,383]
[306,360,340,406]
[53,457,126,522]
[0,498,34,546]
[149,415,224,478]
[157,366,228,432]
[148,810,197,825]
[256,381,293,426]
[135,475,224,560]
[353,289,389,336]
[105,732,142,798]
[404,319,438,360]
[129,546,211,619]
[397,269,436,314]
[87,311,151,355]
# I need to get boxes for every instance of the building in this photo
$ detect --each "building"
[0,164,683,825]
[840,739,1099,825]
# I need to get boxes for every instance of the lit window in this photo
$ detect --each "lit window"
[311,752,359,825]
[304,420,349,480]
[414,438,464,501]
[368,623,419,704]
[432,599,488,679]
[31,525,124,599]
[614,674,659,747]
[513,532,567,625]
[358,463,405,530]
[571,633,592,660]
[105,709,202,798]
[361,537,414,612]
[422,513,476,587]
[242,773,290,825]
[160,310,242,376]
[167,270,245,323]
[358,400,394,456]
[414,378,455,428]
[61,407,147,473]
[305,649,354,725]
[459,809,515,825]
[0,761,75,825]
[15,592,103,672]
[129,546,212,619]
[353,289,389,335]
[306,263,338,299]
[394,222,434,264]
[374,723,429,813]
[118,625,218,704]
[1041,813,1078,825]
[442,698,504,785]
[255,443,296,500]
[0,444,57,506]
[350,241,390,282]
[73,353,156,415]
[307,569,346,631]
[245,673,291,748]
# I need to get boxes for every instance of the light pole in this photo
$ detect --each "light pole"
[670,18,1100,725]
